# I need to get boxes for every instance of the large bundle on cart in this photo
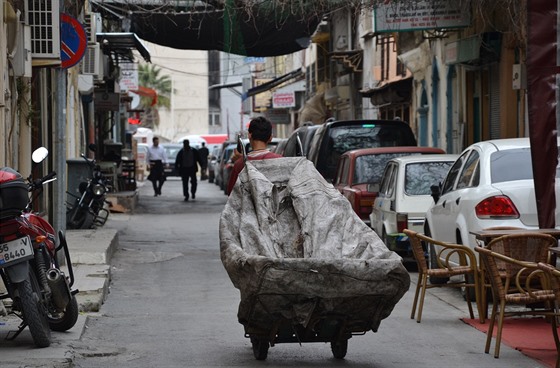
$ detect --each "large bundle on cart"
[220,157,410,360]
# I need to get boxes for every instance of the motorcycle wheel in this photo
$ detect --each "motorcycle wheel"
[48,295,79,332]
[67,206,95,229]
[16,277,51,348]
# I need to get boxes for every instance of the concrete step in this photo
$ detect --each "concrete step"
[66,228,118,312]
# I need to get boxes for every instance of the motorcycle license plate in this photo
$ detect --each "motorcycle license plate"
[0,236,34,266]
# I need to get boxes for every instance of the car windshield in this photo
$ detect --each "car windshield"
[405,161,454,195]
[491,147,560,183]
[353,152,423,184]
[164,146,182,161]
[325,124,416,180]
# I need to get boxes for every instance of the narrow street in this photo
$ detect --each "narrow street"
[71,178,543,367]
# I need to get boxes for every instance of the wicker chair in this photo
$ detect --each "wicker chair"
[481,233,556,318]
[475,246,559,360]
[404,229,483,323]
[537,262,560,368]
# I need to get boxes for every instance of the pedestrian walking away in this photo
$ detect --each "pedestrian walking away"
[146,136,168,196]
[226,116,282,195]
[199,142,210,180]
[175,139,202,201]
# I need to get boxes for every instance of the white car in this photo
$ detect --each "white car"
[424,138,560,265]
[370,154,458,261]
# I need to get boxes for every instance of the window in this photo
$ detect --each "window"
[352,152,422,185]
[490,147,560,183]
[404,161,454,195]
[457,151,480,189]
[441,152,468,195]
[379,165,393,197]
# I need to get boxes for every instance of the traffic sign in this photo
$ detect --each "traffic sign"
[60,13,87,69]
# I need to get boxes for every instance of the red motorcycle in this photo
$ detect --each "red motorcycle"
[0,147,79,347]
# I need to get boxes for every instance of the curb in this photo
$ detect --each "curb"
[66,228,118,313]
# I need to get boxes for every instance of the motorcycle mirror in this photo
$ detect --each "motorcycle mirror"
[32,147,49,163]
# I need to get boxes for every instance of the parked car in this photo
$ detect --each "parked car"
[424,138,560,267]
[219,143,237,191]
[308,119,417,182]
[208,146,221,183]
[333,147,446,225]
[370,154,458,261]
[283,124,320,158]
[161,143,182,177]
[271,138,288,155]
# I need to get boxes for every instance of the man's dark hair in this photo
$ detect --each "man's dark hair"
[248,116,272,142]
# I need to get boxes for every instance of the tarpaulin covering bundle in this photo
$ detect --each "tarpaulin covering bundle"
[219,157,410,336]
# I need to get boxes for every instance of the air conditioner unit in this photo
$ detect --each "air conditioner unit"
[26,0,60,59]
[81,43,104,80]
[83,12,102,44]
[12,24,32,77]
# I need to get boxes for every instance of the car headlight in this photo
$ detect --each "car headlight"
[93,184,105,196]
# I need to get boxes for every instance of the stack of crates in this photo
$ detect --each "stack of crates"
[120,160,137,191]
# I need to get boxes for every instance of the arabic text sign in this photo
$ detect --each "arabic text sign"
[374,0,470,33]
[119,63,138,92]
[272,92,295,108]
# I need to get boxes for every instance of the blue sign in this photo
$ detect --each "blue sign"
[244,57,266,64]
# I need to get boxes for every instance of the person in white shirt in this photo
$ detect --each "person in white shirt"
[146,137,168,196]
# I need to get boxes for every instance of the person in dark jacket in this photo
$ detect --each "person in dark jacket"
[175,140,202,201]
[198,142,210,180]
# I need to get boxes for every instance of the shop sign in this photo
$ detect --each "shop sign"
[272,92,295,108]
[374,0,470,33]
[253,78,272,112]
[94,92,120,111]
[119,63,138,92]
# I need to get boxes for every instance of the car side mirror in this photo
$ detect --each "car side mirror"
[430,184,441,203]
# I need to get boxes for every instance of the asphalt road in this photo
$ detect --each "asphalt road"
[69,177,544,368]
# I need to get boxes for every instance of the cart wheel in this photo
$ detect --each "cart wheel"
[331,339,348,359]
[251,337,269,360]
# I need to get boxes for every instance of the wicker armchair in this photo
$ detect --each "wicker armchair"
[482,233,556,318]
[537,262,560,368]
[475,246,559,360]
[404,229,483,323]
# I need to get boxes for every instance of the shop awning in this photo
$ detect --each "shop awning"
[360,77,412,105]
[299,92,328,125]
[243,69,303,100]
[96,32,151,62]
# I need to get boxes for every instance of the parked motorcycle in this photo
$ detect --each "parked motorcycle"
[66,145,111,229]
[0,147,79,347]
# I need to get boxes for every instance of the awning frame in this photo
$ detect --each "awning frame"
[243,69,304,100]
[96,32,151,62]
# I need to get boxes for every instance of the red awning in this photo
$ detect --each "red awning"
[130,86,158,106]
[201,134,228,144]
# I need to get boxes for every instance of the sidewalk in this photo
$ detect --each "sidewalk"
[0,214,121,367]
[67,227,118,313]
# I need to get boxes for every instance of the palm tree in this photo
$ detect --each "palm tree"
[137,64,172,129]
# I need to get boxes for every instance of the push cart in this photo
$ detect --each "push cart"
[220,157,410,360]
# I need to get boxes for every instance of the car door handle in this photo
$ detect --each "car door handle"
[456,197,461,205]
